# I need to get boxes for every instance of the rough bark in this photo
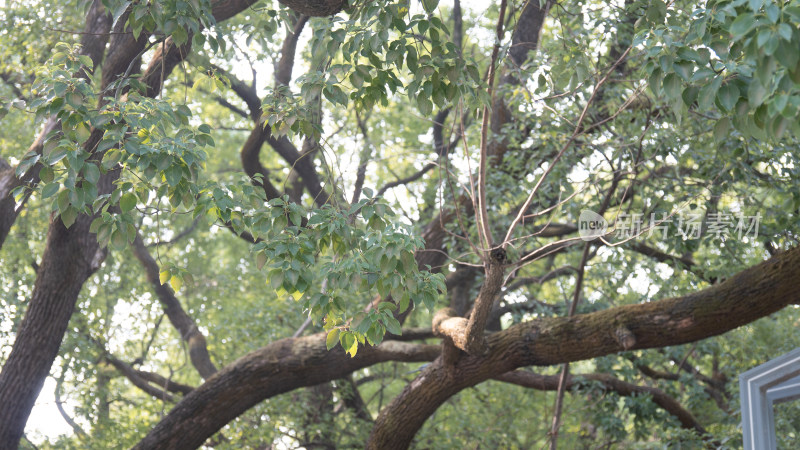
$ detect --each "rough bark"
[276,0,347,17]
[211,0,344,19]
[463,252,506,354]
[0,169,118,447]
[129,244,800,448]
[0,2,260,444]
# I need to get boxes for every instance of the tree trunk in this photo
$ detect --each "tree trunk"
[0,171,117,447]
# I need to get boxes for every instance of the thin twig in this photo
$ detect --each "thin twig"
[503,46,633,246]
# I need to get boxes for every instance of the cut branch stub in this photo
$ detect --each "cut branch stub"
[432,307,472,353]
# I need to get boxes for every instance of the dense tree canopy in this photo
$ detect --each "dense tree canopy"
[1,0,800,448]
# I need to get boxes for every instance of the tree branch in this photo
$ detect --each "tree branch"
[134,339,439,449]
[131,233,218,379]
[366,245,800,449]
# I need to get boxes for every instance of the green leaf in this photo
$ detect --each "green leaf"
[421,0,439,14]
[718,84,739,111]
[75,122,91,144]
[466,64,480,83]
[646,0,667,23]
[41,182,60,199]
[164,165,182,187]
[111,229,127,250]
[326,329,340,350]
[102,149,123,169]
[698,76,722,110]
[347,336,358,357]
[714,117,731,143]
[771,116,790,140]
[324,85,348,106]
[384,315,402,335]
[57,189,70,212]
[270,270,284,288]
[257,252,268,270]
[159,270,170,285]
[406,47,418,72]
[775,41,800,69]
[112,1,131,29]
[83,163,100,185]
[39,166,54,184]
[730,13,756,38]
[662,73,681,100]
[120,192,137,212]
[748,80,768,106]
[60,206,78,228]
[417,96,433,116]
[673,61,693,81]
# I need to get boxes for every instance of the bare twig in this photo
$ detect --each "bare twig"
[503,46,633,246]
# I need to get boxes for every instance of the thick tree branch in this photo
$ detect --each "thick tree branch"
[134,339,439,449]
[366,245,800,449]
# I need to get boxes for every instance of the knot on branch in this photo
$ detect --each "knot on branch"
[614,326,636,350]
[489,247,507,265]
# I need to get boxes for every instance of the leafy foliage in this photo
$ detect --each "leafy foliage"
[1,0,800,448]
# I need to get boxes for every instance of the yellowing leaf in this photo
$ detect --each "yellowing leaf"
[169,275,182,292]
[347,339,358,357]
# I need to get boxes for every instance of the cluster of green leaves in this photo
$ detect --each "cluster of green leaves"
[263,82,321,138]
[261,0,487,139]
[244,193,444,356]
[99,0,222,49]
[12,44,214,249]
[640,0,800,139]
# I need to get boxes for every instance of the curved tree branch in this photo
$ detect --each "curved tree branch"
[366,245,800,449]
[134,339,439,449]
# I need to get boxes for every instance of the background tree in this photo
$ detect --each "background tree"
[1,0,800,448]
